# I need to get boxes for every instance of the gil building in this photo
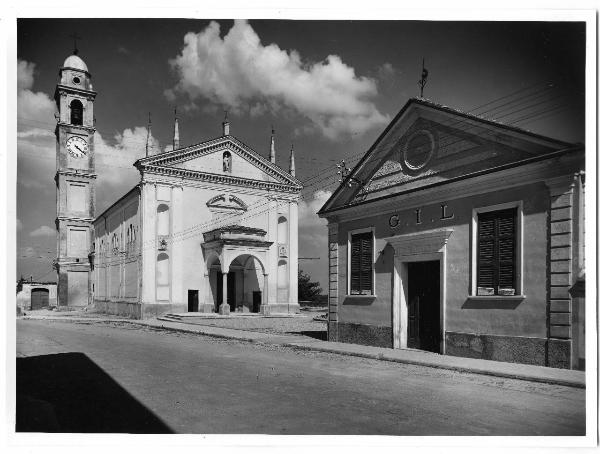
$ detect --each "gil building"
[318,98,585,369]
[53,50,302,319]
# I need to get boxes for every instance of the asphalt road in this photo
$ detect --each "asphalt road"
[16,319,586,435]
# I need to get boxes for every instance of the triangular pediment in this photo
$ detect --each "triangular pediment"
[319,98,575,214]
[135,136,301,190]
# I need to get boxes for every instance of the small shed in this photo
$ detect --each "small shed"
[17,282,58,312]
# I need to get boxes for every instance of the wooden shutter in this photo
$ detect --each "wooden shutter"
[497,210,516,294]
[477,209,516,296]
[360,235,373,294]
[350,236,361,294]
[350,232,373,295]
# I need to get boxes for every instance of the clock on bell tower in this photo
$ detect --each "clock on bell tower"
[54,49,97,308]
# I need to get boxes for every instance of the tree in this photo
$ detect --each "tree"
[298,269,322,302]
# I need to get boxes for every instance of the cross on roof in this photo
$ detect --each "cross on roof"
[69,32,82,55]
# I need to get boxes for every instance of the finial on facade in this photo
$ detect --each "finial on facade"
[145,112,152,157]
[269,126,276,164]
[222,109,230,136]
[173,108,180,150]
[289,143,296,177]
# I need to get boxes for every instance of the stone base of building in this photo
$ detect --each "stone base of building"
[328,321,393,348]
[198,303,216,313]
[547,338,572,369]
[260,303,301,315]
[93,300,186,319]
[445,331,547,366]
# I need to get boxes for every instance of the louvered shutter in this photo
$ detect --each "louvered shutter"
[477,214,495,295]
[360,235,373,294]
[477,209,516,296]
[350,236,361,294]
[497,210,516,294]
[350,232,373,295]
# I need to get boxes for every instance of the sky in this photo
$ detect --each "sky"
[16,18,586,288]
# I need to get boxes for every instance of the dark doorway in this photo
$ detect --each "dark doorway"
[216,272,236,312]
[407,261,441,353]
[30,288,49,310]
[252,291,262,313]
[187,290,199,312]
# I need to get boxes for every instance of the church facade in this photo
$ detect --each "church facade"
[91,118,302,319]
[53,51,302,319]
[319,98,585,369]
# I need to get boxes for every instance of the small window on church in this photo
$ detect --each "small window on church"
[70,99,83,126]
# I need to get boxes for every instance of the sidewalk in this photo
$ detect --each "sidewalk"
[20,312,586,389]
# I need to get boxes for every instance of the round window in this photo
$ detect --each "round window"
[72,76,81,85]
[402,130,435,171]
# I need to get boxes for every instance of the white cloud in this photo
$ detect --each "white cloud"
[167,20,389,140]
[18,60,35,91]
[298,190,331,229]
[30,225,55,237]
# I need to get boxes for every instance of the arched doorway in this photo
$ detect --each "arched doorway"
[206,253,266,313]
[31,288,49,310]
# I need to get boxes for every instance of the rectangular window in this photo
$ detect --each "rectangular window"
[477,208,517,296]
[350,231,373,295]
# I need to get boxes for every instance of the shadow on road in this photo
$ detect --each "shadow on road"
[295,330,327,341]
[16,352,173,433]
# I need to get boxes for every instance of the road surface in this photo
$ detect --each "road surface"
[16,319,585,435]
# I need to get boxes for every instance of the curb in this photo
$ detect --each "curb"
[20,316,585,389]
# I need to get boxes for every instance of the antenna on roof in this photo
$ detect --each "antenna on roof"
[418,58,429,98]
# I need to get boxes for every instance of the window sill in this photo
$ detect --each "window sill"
[347,294,377,298]
[466,295,526,301]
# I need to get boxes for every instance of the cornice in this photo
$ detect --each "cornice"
[57,215,95,223]
[143,165,301,193]
[54,84,97,99]
[324,151,584,223]
[56,169,97,179]
[56,122,96,134]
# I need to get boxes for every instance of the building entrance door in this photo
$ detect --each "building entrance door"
[407,260,440,353]
[188,290,199,312]
[31,288,49,310]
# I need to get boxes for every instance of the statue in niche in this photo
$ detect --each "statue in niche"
[223,151,232,172]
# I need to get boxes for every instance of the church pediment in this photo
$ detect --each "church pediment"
[135,136,301,191]
[319,98,575,213]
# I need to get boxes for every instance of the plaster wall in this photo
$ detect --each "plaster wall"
[336,182,550,338]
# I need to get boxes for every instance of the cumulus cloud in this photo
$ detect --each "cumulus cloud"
[30,225,55,237]
[167,20,389,140]
[298,190,331,230]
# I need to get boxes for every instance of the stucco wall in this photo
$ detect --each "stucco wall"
[336,182,550,338]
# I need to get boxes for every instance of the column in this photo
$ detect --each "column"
[261,274,269,315]
[200,272,213,313]
[219,272,230,315]
[546,175,575,369]
[328,222,339,341]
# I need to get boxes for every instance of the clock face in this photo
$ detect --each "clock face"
[66,136,88,158]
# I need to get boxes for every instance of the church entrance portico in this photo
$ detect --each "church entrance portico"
[202,226,271,315]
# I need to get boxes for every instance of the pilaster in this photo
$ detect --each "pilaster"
[327,222,339,341]
[546,175,575,368]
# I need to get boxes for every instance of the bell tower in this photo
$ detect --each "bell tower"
[54,49,97,308]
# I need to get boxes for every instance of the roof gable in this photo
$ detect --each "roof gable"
[319,98,575,214]
[135,135,301,190]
